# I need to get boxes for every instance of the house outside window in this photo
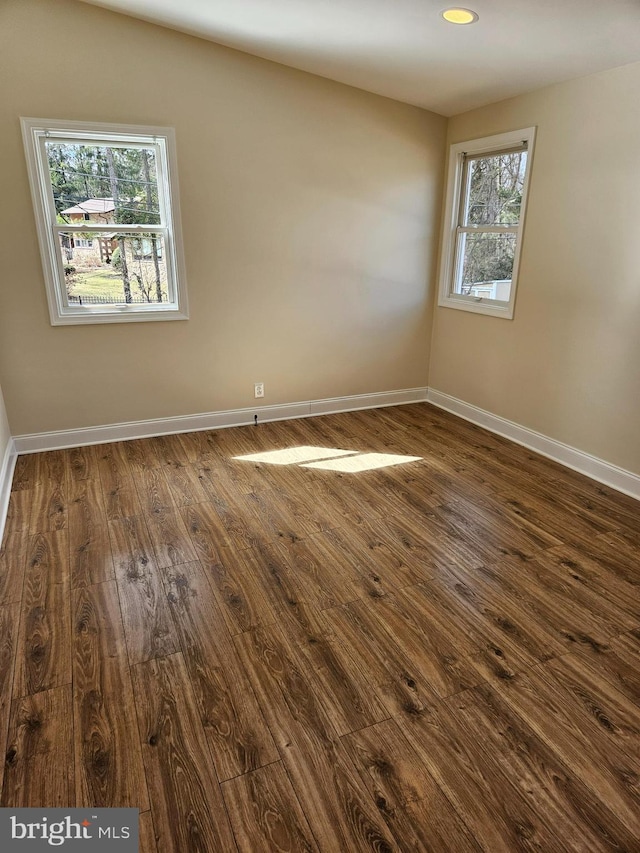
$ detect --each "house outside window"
[21,118,188,324]
[438,127,536,319]
[133,236,163,261]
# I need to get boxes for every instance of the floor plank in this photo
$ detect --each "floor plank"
[149,434,190,468]
[544,652,640,766]
[180,501,229,565]
[450,682,640,850]
[479,665,640,837]
[109,516,178,665]
[139,810,158,853]
[10,453,41,491]
[123,438,162,473]
[235,624,397,852]
[144,506,198,569]
[96,443,142,520]
[397,696,565,852]
[268,534,358,610]
[203,552,276,637]
[13,531,71,698]
[73,581,149,809]
[163,463,209,507]
[68,477,114,588]
[221,761,318,852]
[162,560,279,781]
[597,630,640,702]
[0,604,20,794]
[134,467,174,515]
[29,480,67,534]
[0,530,29,605]
[323,598,442,717]
[1,686,74,807]
[541,543,640,624]
[65,444,99,482]
[365,592,482,699]
[3,489,33,537]
[439,561,570,663]
[131,652,236,853]
[274,596,390,737]
[342,718,481,852]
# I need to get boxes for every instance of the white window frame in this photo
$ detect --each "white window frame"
[21,117,189,325]
[438,127,536,320]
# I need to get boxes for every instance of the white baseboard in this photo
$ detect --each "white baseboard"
[13,387,429,454]
[427,388,640,501]
[0,438,18,546]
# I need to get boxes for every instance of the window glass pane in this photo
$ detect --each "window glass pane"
[464,151,527,226]
[58,233,168,305]
[456,231,516,300]
[47,143,161,225]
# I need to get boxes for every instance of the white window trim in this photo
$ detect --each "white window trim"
[437,127,536,320]
[21,117,189,326]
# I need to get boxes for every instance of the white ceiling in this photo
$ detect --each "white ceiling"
[78,0,640,115]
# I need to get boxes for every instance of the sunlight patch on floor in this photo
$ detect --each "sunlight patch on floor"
[233,445,356,465]
[301,452,422,472]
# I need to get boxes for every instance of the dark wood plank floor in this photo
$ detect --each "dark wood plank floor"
[1,403,639,851]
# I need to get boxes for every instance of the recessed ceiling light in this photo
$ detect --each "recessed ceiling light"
[442,8,479,25]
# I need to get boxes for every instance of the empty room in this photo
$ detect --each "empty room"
[1,0,639,850]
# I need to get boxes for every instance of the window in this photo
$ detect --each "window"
[21,118,188,325]
[438,127,536,319]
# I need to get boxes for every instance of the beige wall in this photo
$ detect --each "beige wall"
[430,62,640,475]
[0,0,446,435]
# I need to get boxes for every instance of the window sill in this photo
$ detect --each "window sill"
[50,305,189,326]
[438,295,515,320]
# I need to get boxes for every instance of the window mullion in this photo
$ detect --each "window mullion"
[51,223,166,234]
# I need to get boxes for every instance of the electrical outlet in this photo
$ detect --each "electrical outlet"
[254,382,264,398]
